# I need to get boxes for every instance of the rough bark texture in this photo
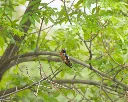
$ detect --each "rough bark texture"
[0,0,41,81]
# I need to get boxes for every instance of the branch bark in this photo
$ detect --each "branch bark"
[0,79,123,98]
[0,0,41,80]
[0,51,128,90]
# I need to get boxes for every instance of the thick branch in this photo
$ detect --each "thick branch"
[0,0,41,80]
[8,56,61,68]
[1,51,128,90]
[54,79,100,85]
[0,67,63,98]
[0,79,123,98]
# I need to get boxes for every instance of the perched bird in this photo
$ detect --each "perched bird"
[60,49,72,68]
[60,49,66,61]
[64,54,72,68]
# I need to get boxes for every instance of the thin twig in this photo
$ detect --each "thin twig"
[69,0,76,10]
[39,0,55,10]
[63,0,72,25]
[36,17,44,52]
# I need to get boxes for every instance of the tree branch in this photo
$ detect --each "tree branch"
[0,79,123,98]
[0,67,61,98]
[0,51,128,90]
[63,0,72,25]
[0,0,42,80]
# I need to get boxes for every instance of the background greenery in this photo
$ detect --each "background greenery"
[0,0,128,102]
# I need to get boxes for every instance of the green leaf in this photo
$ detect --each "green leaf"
[32,14,40,23]
[74,0,83,8]
[44,17,48,24]
[86,0,95,8]
[0,8,4,17]
[0,36,4,48]
[49,97,59,102]
[29,16,35,26]
[28,0,41,7]
[47,16,54,23]
[82,0,86,7]
[31,41,36,50]
[118,34,124,44]
[20,14,29,25]
[52,91,60,97]
[60,71,65,78]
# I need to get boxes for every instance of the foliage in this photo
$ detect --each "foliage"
[0,0,128,102]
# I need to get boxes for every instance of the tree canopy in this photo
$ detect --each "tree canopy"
[0,0,128,101]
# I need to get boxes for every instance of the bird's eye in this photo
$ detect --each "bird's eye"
[62,49,66,53]
[63,53,65,56]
